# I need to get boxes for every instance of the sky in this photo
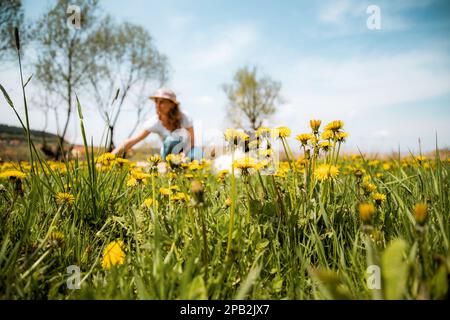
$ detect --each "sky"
[1,0,450,155]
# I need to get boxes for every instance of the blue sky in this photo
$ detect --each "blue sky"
[1,0,450,154]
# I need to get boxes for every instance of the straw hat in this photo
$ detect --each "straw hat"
[149,88,180,105]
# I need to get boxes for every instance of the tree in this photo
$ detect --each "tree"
[87,16,169,151]
[32,0,101,159]
[0,0,24,60]
[222,65,283,131]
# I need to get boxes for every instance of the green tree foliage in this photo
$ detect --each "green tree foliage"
[223,65,283,131]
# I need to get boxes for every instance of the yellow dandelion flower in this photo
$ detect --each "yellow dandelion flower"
[296,133,313,145]
[362,182,377,194]
[319,141,332,151]
[335,131,348,142]
[224,128,249,146]
[321,130,334,140]
[55,192,75,205]
[310,120,322,134]
[272,126,291,139]
[0,170,27,180]
[324,120,344,132]
[147,154,162,167]
[314,164,339,181]
[218,169,229,180]
[172,192,189,202]
[142,198,158,209]
[160,187,172,196]
[255,126,272,138]
[114,158,130,168]
[126,177,138,187]
[233,157,258,173]
[372,192,386,205]
[130,170,150,184]
[48,231,65,246]
[96,153,116,166]
[359,203,376,222]
[102,240,125,270]
[188,161,202,171]
[413,203,428,225]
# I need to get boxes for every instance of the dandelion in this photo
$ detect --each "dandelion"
[224,197,232,208]
[55,192,75,205]
[148,154,162,168]
[142,198,157,209]
[324,120,344,132]
[233,157,258,176]
[335,132,348,142]
[48,231,65,247]
[166,153,183,169]
[188,161,202,171]
[321,130,334,140]
[310,120,322,134]
[272,126,291,139]
[296,133,313,146]
[0,170,26,180]
[359,202,375,222]
[224,128,249,146]
[172,192,189,202]
[314,164,339,181]
[160,187,172,196]
[413,203,428,225]
[126,177,137,188]
[362,182,376,195]
[218,169,229,182]
[319,141,332,152]
[255,126,272,138]
[372,192,386,205]
[96,153,116,167]
[101,240,125,270]
[190,180,205,206]
[114,158,130,168]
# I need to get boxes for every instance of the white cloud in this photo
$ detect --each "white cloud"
[189,24,259,69]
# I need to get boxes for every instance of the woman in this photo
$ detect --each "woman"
[111,88,203,161]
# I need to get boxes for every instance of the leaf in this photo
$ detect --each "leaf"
[381,239,409,300]
[186,276,208,300]
[430,264,448,299]
[23,74,33,88]
[310,268,353,300]
[0,83,16,109]
[235,263,262,299]
[256,239,270,251]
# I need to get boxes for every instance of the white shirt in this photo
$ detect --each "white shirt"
[141,110,193,152]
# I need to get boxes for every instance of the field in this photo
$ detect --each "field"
[0,116,449,300]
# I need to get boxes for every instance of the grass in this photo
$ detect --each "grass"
[0,30,448,300]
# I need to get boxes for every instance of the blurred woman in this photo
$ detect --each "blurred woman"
[111,88,203,161]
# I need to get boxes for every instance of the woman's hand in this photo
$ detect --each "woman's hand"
[111,130,150,156]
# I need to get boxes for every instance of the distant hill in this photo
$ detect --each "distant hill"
[0,124,60,142]
[0,124,65,161]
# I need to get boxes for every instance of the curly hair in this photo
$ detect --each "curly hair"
[157,102,182,132]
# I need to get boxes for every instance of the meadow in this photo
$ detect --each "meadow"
[0,110,448,299]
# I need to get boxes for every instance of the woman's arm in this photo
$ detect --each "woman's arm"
[111,129,150,156]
